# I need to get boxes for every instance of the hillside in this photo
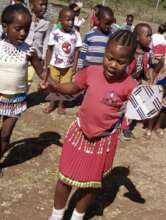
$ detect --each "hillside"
[51,0,166,24]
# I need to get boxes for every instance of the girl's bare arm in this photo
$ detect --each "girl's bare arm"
[41,81,82,95]
[30,51,43,78]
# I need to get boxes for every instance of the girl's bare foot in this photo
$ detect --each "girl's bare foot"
[143,130,152,140]
[57,107,66,115]
[154,129,164,138]
[42,102,56,114]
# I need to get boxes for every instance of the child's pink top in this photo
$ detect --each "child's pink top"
[75,65,137,138]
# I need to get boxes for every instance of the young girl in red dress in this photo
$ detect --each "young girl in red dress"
[40,30,137,220]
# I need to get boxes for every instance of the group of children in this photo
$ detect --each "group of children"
[0,1,165,220]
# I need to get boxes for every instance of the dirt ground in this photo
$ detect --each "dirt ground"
[0,76,166,220]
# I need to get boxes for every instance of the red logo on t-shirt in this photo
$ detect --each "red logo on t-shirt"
[102,91,123,107]
[62,42,71,54]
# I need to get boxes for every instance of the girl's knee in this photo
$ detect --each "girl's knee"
[56,180,72,193]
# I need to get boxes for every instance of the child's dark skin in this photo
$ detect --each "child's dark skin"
[30,0,48,19]
[0,12,43,166]
[98,13,113,34]
[39,40,136,217]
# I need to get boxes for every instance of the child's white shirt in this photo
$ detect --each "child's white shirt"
[0,40,34,94]
[152,33,166,47]
[48,28,82,68]
[74,16,86,28]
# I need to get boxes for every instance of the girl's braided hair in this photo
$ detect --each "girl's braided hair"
[107,30,137,59]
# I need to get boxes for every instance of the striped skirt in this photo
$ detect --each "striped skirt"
[59,121,119,188]
[0,93,27,117]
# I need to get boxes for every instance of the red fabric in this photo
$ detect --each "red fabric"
[127,58,136,76]
[143,52,150,73]
[127,53,150,76]
[74,65,137,139]
[90,15,97,22]
[59,121,119,187]
[152,44,166,57]
[90,15,98,27]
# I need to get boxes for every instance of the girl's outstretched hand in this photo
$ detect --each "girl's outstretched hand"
[38,80,56,92]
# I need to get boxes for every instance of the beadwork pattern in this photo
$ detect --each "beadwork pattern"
[0,40,34,64]
[66,121,112,155]
[59,120,119,188]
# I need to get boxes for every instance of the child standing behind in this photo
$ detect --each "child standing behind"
[40,30,137,220]
[121,23,156,140]
[89,4,103,29]
[122,14,135,32]
[151,23,166,56]
[25,0,50,87]
[43,8,82,114]
[145,23,166,138]
[0,5,43,165]
[69,1,88,32]
[77,6,114,70]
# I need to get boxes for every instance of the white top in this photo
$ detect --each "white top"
[0,40,34,94]
[0,25,3,39]
[74,16,86,27]
[48,28,82,68]
[151,33,166,47]
[122,23,135,32]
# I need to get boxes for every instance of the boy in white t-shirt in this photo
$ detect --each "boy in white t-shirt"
[43,7,82,114]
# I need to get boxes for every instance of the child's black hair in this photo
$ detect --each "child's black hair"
[93,4,103,17]
[10,0,25,3]
[134,23,152,36]
[69,3,78,10]
[59,7,75,20]
[1,4,31,26]
[126,14,134,20]
[107,30,137,59]
[158,23,166,34]
[98,6,114,20]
